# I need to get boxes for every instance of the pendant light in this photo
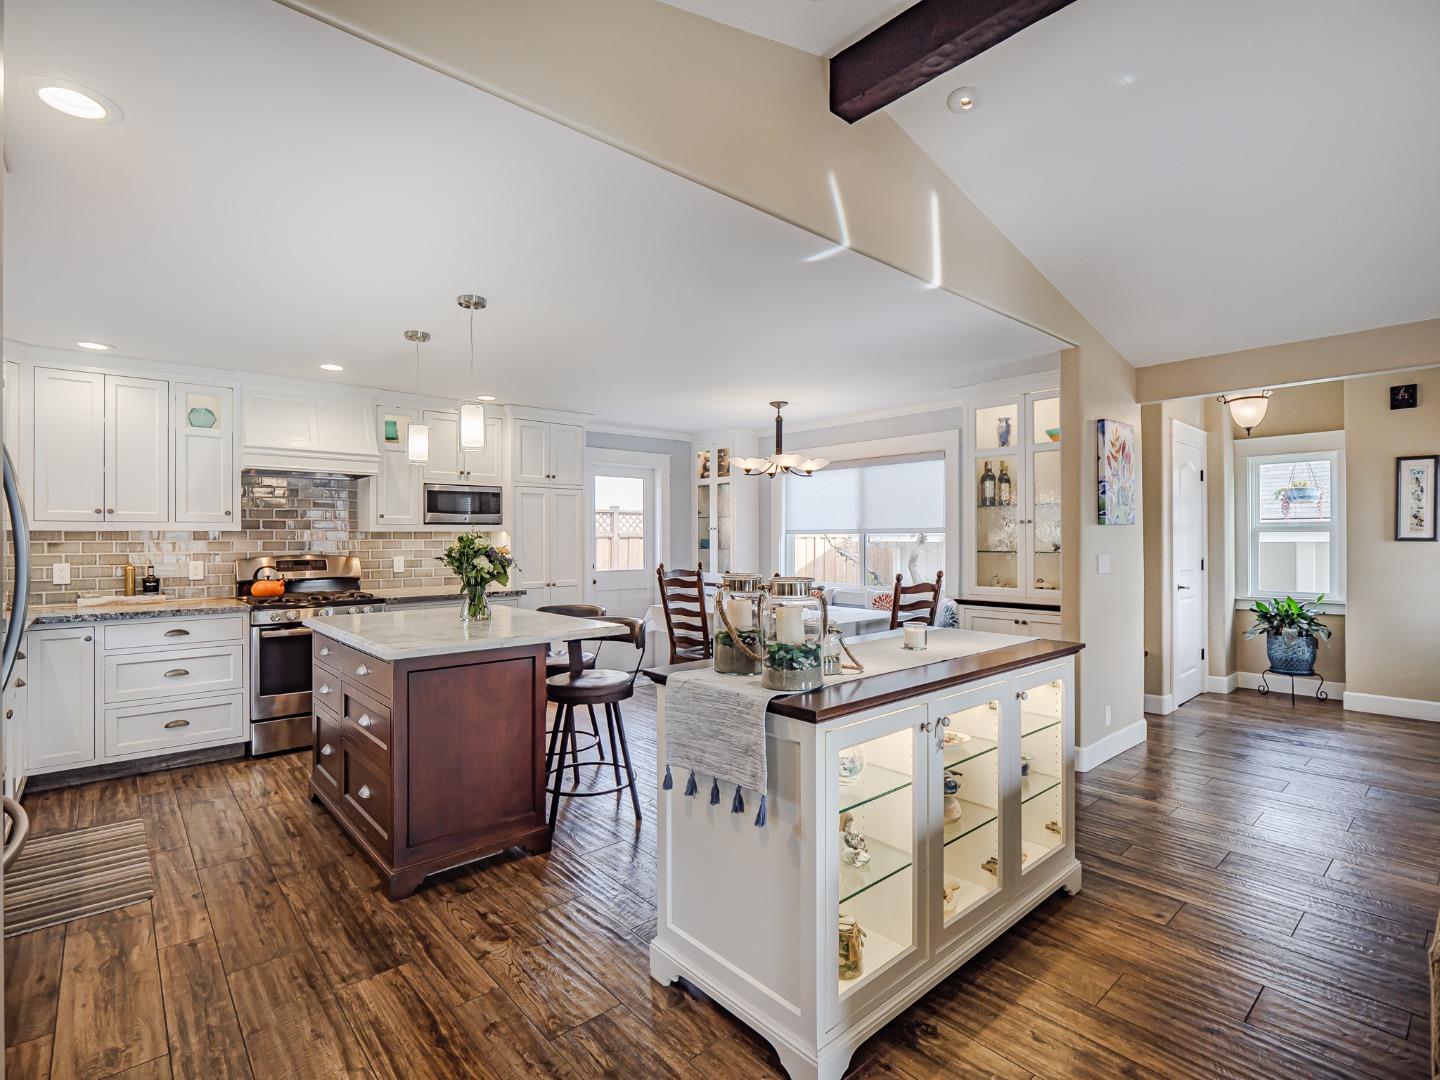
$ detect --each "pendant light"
[404,330,431,462]
[1218,389,1272,436]
[456,294,489,450]
[733,402,829,478]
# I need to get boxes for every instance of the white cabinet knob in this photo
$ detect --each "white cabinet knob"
[357,784,372,799]
[320,743,334,757]
[355,664,371,676]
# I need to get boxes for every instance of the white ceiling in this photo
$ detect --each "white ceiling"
[4,0,1063,433]
[655,0,917,57]
[888,0,1440,365]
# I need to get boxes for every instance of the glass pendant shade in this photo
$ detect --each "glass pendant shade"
[407,420,430,463]
[1220,391,1272,435]
[459,401,487,450]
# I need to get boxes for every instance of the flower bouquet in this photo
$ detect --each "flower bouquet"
[437,533,515,622]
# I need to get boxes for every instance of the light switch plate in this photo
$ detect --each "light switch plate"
[52,562,71,585]
[1097,554,1111,575]
[392,556,405,573]
[188,561,206,581]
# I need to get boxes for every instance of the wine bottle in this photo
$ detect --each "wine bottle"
[981,461,996,507]
[998,462,1012,507]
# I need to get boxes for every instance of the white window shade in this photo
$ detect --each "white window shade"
[784,467,860,532]
[785,456,943,533]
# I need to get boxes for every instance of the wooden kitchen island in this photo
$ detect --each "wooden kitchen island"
[304,606,626,899]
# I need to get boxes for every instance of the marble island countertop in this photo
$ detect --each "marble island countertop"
[22,597,249,627]
[305,605,626,662]
[372,587,527,605]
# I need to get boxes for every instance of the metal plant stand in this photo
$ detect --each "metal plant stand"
[1257,668,1327,707]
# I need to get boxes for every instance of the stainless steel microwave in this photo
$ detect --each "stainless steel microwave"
[423,483,503,525]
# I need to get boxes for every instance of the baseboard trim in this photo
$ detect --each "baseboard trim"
[1342,691,1440,723]
[1205,673,1239,694]
[1236,671,1344,700]
[1143,693,1175,716]
[1076,719,1147,772]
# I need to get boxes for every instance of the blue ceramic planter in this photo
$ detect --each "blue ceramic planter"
[1267,632,1318,675]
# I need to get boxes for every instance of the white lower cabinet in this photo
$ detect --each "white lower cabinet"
[25,614,249,776]
[962,605,1061,636]
[651,653,1078,1080]
[4,650,30,800]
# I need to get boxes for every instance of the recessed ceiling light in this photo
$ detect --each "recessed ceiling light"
[27,79,123,123]
[76,341,113,351]
[946,86,981,113]
[477,395,496,402]
[319,363,344,371]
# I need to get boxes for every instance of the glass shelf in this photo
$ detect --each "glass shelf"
[838,763,912,814]
[942,735,997,767]
[1021,715,1060,738]
[839,835,912,903]
[942,799,998,845]
[1020,771,1061,804]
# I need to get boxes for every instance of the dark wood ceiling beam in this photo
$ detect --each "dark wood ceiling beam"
[829,0,1078,122]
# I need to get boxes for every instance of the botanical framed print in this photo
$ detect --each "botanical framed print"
[1096,419,1136,525]
[1395,454,1438,541]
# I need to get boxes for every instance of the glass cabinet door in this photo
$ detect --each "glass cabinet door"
[973,402,1021,594]
[831,708,920,1011]
[932,683,1007,936]
[696,482,712,571]
[1017,672,1066,877]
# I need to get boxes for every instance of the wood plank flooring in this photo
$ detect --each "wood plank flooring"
[5,687,1436,1078]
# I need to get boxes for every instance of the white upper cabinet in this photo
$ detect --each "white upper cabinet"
[548,487,584,591]
[242,386,378,475]
[370,406,422,526]
[33,367,107,522]
[105,375,170,523]
[512,418,583,487]
[173,383,234,524]
[421,410,462,483]
[462,415,504,483]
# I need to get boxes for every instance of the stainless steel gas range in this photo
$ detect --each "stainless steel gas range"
[237,554,384,754]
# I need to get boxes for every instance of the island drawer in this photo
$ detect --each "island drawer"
[342,685,391,757]
[341,741,392,849]
[313,709,343,799]
[315,637,392,702]
[104,644,244,704]
[313,636,344,675]
[103,614,245,652]
[313,664,342,708]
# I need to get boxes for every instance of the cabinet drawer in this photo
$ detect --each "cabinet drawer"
[341,741,392,849]
[342,684,391,756]
[104,644,243,704]
[104,694,245,758]
[313,663,343,706]
[313,636,344,674]
[104,614,245,651]
[313,709,343,799]
[314,637,392,702]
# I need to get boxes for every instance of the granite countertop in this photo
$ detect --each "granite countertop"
[24,597,249,628]
[373,587,527,605]
[305,606,626,662]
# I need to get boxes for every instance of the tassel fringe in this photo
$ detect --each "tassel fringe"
[731,786,745,814]
[684,770,698,797]
[754,794,767,828]
[709,778,721,806]
[662,766,673,790]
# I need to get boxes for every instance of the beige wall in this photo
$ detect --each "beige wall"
[1230,381,1344,439]
[1136,318,1440,403]
[1234,609,1345,683]
[1344,366,1440,704]
[288,0,1147,754]
[1142,398,1205,699]
[1205,397,1238,679]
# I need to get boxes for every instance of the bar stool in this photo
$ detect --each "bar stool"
[544,617,647,827]
[539,603,606,779]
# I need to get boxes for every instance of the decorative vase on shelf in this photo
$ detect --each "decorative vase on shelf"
[459,587,490,623]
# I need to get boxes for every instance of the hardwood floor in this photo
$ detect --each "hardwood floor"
[5,687,1436,1079]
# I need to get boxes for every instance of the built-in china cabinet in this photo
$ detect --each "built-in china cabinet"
[693,430,759,575]
[964,383,1062,605]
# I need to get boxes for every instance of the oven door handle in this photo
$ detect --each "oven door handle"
[257,626,313,639]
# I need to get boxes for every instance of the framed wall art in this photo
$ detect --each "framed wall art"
[1096,418,1136,525]
[1395,454,1438,541]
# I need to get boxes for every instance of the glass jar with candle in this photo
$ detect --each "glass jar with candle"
[760,576,827,691]
[713,573,766,676]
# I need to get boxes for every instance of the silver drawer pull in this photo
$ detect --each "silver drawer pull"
[354,664,371,676]
[357,784,372,800]
[164,628,190,637]
[11,679,24,689]
[163,718,190,729]
[356,713,374,729]
[319,646,332,656]
[320,743,334,757]
[318,684,332,695]
[164,668,190,678]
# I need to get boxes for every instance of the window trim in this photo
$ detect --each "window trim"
[1234,430,1345,603]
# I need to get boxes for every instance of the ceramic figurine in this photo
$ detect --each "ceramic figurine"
[839,812,871,868]
[943,770,961,796]
[943,795,963,823]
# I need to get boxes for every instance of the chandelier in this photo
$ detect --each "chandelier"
[733,402,829,478]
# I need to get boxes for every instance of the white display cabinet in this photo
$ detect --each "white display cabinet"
[650,648,1079,1080]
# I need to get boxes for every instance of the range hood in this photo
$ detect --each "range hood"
[241,385,380,476]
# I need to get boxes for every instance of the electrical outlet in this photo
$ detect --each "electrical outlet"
[1097,554,1111,575]
[52,562,71,585]
[392,556,405,573]
[1104,704,1112,728]
[188,561,206,581]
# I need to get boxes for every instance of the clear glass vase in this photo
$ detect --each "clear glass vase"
[460,586,491,622]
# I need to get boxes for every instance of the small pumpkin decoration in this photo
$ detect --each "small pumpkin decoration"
[250,567,286,598]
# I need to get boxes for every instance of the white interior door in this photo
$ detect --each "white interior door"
[1172,424,1207,707]
[588,464,657,619]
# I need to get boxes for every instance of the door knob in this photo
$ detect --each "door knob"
[93,508,103,515]
[11,679,23,689]
[319,646,331,656]
[318,684,331,695]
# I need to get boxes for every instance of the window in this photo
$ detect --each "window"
[1237,436,1344,601]
[594,474,646,572]
[784,455,945,587]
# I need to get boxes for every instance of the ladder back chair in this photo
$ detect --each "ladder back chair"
[657,563,711,663]
[889,570,944,630]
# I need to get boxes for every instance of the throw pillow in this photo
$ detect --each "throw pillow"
[937,598,962,629]
[871,592,894,611]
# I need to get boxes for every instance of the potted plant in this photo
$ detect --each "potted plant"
[1244,595,1331,675]
[437,533,515,622]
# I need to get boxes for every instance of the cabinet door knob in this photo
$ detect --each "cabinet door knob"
[83,635,93,642]
[163,668,190,678]
[94,508,103,515]
[1017,690,1029,701]
[163,718,190,729]
[318,684,331,695]
[11,679,23,689]
[357,784,372,800]
[356,713,374,729]
[378,514,385,519]
[355,664,371,676]
[320,743,334,756]
[164,628,189,637]
[15,650,24,660]
[106,508,115,515]
[224,510,232,516]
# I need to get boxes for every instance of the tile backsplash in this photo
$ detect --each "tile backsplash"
[14,472,501,605]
